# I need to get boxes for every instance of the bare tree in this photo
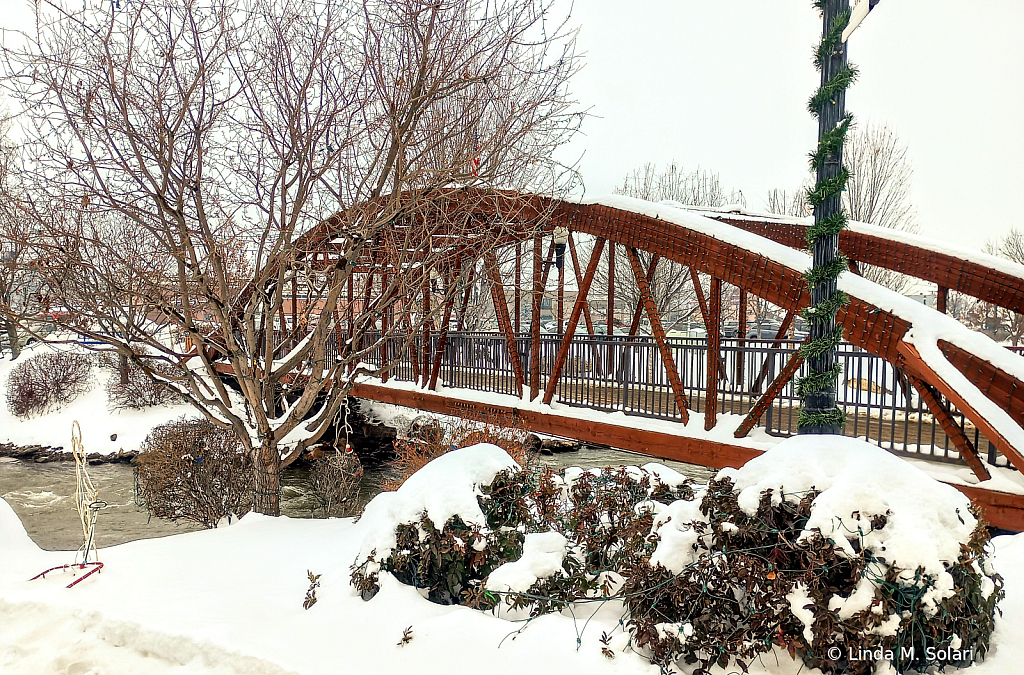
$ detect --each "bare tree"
[971,231,1024,345]
[1,0,581,514]
[764,187,810,218]
[618,162,745,210]
[598,163,747,331]
[766,123,917,294]
[0,116,44,359]
[842,122,919,293]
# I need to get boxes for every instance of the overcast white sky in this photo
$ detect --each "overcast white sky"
[3,1,1022,249]
[558,1,1024,249]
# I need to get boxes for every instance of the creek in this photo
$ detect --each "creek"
[0,447,714,551]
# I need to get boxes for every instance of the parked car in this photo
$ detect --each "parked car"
[747,322,782,339]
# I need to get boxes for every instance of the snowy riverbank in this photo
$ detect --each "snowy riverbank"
[2,440,1024,675]
[0,346,198,458]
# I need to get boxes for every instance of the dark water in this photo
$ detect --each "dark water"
[0,447,714,551]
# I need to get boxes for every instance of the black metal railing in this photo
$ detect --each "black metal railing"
[310,329,1018,470]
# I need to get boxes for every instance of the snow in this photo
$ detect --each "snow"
[0,345,199,454]
[647,494,706,574]
[486,531,568,593]
[359,400,419,429]
[640,462,690,488]
[574,195,1024,461]
[356,374,781,451]
[0,495,646,675]
[689,204,1024,284]
[2,442,1024,675]
[718,435,976,613]
[357,443,520,563]
[786,583,815,644]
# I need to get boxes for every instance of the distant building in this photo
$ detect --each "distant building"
[904,291,937,309]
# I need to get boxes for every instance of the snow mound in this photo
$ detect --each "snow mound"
[358,443,519,560]
[648,493,707,574]
[486,531,567,593]
[0,344,198,454]
[0,599,299,675]
[0,498,39,562]
[718,435,977,578]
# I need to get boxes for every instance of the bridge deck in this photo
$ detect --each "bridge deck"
[352,379,1024,531]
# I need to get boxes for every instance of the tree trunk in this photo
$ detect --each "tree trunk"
[253,442,281,516]
[3,320,20,360]
[119,352,129,384]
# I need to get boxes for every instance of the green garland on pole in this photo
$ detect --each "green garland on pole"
[797,1,856,432]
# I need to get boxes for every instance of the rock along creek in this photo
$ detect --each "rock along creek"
[0,447,714,551]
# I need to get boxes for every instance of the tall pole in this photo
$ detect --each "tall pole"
[799,0,856,434]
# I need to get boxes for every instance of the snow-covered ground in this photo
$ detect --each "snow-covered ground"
[0,345,198,454]
[2,439,1023,675]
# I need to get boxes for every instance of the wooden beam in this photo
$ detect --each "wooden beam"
[705,277,722,431]
[405,310,420,384]
[358,259,376,375]
[358,381,757,471]
[899,342,1024,474]
[347,272,354,340]
[737,289,747,385]
[689,268,710,327]
[530,234,543,399]
[937,285,948,314]
[514,243,522,332]
[428,273,458,391]
[557,250,565,334]
[689,267,728,380]
[291,275,298,348]
[485,252,525,395]
[735,348,804,438]
[628,255,660,336]
[626,247,690,423]
[380,270,390,383]
[607,242,615,336]
[543,239,606,405]
[749,311,798,394]
[714,213,1024,316]
[421,278,431,387]
[567,233,596,335]
[456,263,475,333]
[908,375,992,481]
[350,381,1024,532]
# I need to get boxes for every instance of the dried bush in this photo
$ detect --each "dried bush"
[5,350,93,418]
[105,360,180,410]
[382,417,534,491]
[624,477,1004,674]
[353,465,692,609]
[134,417,252,528]
[308,449,364,518]
[353,465,1003,675]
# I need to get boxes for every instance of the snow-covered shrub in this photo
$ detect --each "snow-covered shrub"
[134,417,252,528]
[351,438,1003,675]
[307,449,364,518]
[5,350,92,417]
[103,358,180,409]
[381,417,534,491]
[352,445,695,612]
[629,436,1004,674]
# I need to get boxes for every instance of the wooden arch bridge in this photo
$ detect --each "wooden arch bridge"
[271,190,1024,529]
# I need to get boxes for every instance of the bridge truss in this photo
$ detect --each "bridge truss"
[271,190,1024,529]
